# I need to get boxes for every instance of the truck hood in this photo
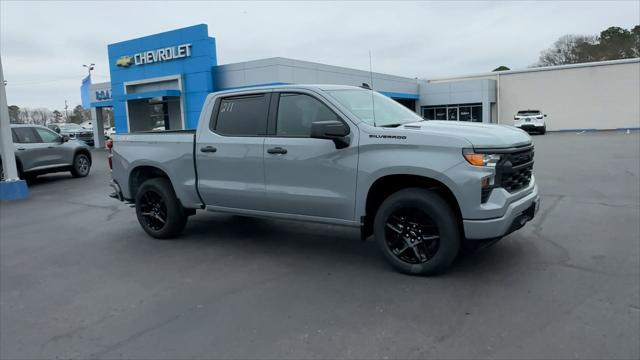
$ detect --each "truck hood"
[399,121,531,148]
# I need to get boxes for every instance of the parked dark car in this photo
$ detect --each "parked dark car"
[49,123,95,146]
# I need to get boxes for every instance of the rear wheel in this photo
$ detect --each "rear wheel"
[135,178,187,239]
[374,188,461,275]
[71,153,91,177]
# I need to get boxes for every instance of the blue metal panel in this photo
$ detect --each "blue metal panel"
[90,101,114,108]
[0,180,29,200]
[80,76,91,108]
[107,24,217,131]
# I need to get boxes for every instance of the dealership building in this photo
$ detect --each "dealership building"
[82,24,640,147]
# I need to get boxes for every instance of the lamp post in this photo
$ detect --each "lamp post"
[83,63,95,77]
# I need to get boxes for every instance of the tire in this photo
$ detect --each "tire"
[71,153,91,178]
[540,126,546,135]
[373,188,461,275]
[135,178,187,239]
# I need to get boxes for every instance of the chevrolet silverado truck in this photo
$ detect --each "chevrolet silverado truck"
[108,84,539,275]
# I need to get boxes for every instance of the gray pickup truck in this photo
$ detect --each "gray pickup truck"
[109,84,539,275]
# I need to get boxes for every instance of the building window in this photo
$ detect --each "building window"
[421,103,483,123]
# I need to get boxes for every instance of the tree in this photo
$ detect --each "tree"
[492,66,511,72]
[535,25,639,67]
[52,110,63,123]
[8,105,20,123]
[536,34,598,66]
[69,105,89,124]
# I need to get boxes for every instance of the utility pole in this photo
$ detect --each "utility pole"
[64,100,69,122]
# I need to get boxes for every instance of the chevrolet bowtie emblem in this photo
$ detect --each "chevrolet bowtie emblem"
[116,56,134,67]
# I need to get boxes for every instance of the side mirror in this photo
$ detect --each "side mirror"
[544,114,547,117]
[310,120,350,149]
[61,135,69,143]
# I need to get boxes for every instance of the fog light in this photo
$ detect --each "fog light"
[480,176,493,189]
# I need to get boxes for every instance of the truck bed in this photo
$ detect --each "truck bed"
[110,131,202,208]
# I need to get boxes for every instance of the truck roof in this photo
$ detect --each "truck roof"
[212,84,363,96]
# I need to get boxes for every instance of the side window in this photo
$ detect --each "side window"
[276,93,339,137]
[213,94,269,136]
[12,127,40,144]
[35,128,61,143]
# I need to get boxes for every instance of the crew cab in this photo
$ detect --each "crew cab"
[108,85,540,275]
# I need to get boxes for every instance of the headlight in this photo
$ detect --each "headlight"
[463,149,501,167]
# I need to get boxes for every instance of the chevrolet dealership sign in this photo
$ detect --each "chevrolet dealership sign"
[116,43,192,67]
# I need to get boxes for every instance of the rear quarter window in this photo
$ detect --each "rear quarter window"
[212,94,269,136]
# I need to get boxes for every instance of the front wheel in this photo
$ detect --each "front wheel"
[374,188,461,275]
[135,178,187,239]
[71,153,91,177]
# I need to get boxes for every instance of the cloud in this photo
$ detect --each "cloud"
[1,0,638,109]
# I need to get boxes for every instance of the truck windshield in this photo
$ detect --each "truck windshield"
[327,89,423,127]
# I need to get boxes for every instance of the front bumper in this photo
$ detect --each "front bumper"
[463,184,540,240]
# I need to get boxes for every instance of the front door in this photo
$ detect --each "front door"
[33,127,68,167]
[263,91,358,221]
[196,92,270,211]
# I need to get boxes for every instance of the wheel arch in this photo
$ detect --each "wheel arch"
[73,148,92,164]
[128,165,172,202]
[361,174,463,240]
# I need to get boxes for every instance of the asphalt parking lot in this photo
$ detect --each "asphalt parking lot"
[1,131,639,359]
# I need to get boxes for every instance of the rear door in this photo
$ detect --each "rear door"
[33,127,69,166]
[196,92,270,211]
[262,91,359,221]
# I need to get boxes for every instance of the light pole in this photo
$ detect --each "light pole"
[83,63,95,78]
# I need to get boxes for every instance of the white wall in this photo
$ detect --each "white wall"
[497,61,640,130]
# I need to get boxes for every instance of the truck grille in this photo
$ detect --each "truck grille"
[498,147,534,193]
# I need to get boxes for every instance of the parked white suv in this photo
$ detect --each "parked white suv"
[514,110,546,134]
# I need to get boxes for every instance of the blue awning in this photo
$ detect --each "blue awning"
[118,90,181,101]
[379,91,419,100]
[90,100,114,108]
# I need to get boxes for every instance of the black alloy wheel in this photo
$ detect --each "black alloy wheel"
[134,178,188,239]
[138,190,168,231]
[374,188,461,275]
[384,208,440,264]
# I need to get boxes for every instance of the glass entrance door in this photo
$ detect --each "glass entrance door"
[448,107,458,121]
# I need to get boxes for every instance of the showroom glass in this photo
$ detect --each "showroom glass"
[11,128,40,143]
[327,89,422,127]
[423,104,483,122]
[35,128,61,143]
[214,94,268,136]
[276,93,339,137]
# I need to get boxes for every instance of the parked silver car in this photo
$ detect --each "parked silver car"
[0,124,92,180]
[49,123,95,146]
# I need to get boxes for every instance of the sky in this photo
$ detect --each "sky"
[1,0,638,110]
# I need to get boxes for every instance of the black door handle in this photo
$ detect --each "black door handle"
[267,147,287,155]
[200,146,217,153]
[17,148,26,151]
